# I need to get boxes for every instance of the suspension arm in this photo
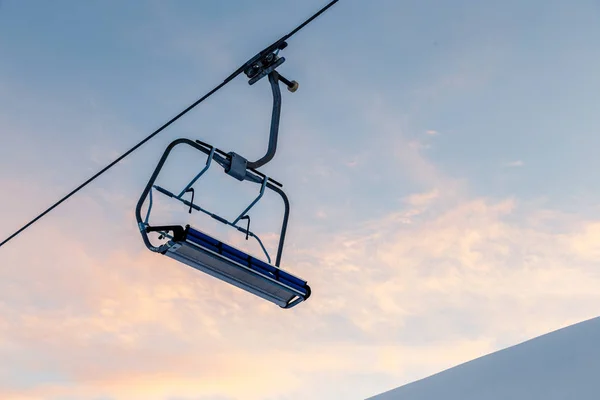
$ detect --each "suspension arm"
[246,71,282,170]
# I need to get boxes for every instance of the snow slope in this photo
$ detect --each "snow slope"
[368,316,600,400]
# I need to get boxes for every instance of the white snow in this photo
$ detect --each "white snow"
[368,316,600,400]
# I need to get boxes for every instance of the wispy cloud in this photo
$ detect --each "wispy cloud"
[2,150,600,400]
[504,160,524,167]
[403,189,440,207]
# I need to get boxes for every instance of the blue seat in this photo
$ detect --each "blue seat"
[163,225,310,308]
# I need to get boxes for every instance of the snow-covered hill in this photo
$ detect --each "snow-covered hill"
[368,316,600,400]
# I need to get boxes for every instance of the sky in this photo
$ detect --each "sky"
[1,0,600,399]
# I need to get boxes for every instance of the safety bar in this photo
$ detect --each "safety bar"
[135,138,290,267]
[149,184,273,264]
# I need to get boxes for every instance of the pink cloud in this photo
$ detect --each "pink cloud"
[3,177,600,400]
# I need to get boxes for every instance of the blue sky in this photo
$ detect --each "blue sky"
[1,1,600,399]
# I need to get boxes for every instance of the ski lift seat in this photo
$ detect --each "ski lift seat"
[162,225,310,308]
[136,139,312,309]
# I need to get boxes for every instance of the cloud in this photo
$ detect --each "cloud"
[403,189,440,208]
[504,160,524,167]
[3,147,600,400]
[292,189,600,352]
[568,221,600,260]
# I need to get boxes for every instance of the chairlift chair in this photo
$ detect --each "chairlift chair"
[135,56,311,309]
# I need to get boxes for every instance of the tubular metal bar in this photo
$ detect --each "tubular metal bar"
[177,147,216,198]
[135,138,290,267]
[233,176,267,225]
[144,187,153,225]
[246,71,282,170]
[250,231,271,264]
